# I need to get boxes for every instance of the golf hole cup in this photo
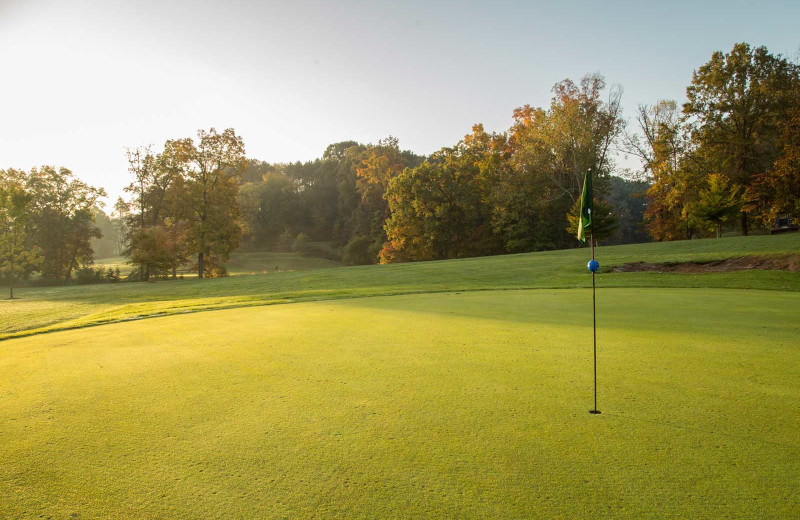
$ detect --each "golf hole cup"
[587,260,599,272]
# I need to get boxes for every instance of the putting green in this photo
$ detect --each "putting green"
[1,288,799,519]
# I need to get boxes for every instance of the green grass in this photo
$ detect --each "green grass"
[225,250,340,274]
[2,289,798,519]
[92,255,134,276]
[94,250,340,278]
[3,234,799,340]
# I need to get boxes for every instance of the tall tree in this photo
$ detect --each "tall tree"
[124,146,155,232]
[623,100,701,240]
[238,170,297,249]
[354,137,422,254]
[604,176,650,245]
[745,100,800,227]
[683,42,799,235]
[176,128,246,278]
[0,179,41,298]
[25,166,105,283]
[122,143,188,280]
[498,74,624,251]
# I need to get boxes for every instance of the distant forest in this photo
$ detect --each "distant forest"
[2,42,798,286]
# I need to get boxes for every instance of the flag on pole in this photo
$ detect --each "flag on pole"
[577,170,593,243]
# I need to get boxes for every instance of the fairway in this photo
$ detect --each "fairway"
[2,289,798,519]
[4,234,800,340]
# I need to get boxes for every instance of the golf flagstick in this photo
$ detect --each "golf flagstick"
[590,232,600,414]
[578,169,600,415]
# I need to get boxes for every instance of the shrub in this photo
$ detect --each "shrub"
[75,266,117,285]
[342,236,377,266]
[292,232,311,252]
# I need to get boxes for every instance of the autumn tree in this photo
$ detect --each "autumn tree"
[623,100,702,240]
[128,226,174,276]
[745,100,800,227]
[683,42,800,235]
[497,74,623,251]
[353,137,421,257]
[176,128,246,278]
[119,141,192,280]
[381,125,503,263]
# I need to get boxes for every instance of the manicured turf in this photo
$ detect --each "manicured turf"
[225,250,340,274]
[3,233,800,339]
[2,289,798,519]
[94,250,340,278]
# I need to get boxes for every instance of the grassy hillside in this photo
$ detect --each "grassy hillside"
[2,233,799,339]
[225,250,339,274]
[2,289,798,519]
[94,250,340,278]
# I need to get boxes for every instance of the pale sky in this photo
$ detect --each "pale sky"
[1,0,798,205]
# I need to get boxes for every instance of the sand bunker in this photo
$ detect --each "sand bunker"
[610,255,800,274]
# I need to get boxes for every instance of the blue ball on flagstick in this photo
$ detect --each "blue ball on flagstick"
[587,260,599,272]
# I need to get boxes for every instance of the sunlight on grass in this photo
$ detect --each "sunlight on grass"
[2,289,798,519]
[2,233,799,340]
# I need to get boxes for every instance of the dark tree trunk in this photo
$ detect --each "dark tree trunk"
[9,236,15,299]
[63,256,76,285]
[9,256,14,299]
[740,212,748,236]
[198,252,204,279]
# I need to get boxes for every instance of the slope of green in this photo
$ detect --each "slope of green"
[94,250,340,278]
[2,233,799,339]
[2,289,798,519]
[225,250,340,274]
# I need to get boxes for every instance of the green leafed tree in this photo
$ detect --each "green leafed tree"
[0,179,42,298]
[175,128,247,278]
[692,174,742,238]
[565,197,619,244]
[25,166,105,283]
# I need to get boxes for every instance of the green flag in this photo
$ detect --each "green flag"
[577,170,593,243]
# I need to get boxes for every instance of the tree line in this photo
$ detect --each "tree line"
[625,43,799,239]
[2,42,798,293]
[231,74,647,265]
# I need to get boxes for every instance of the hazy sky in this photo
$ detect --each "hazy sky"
[1,0,798,204]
